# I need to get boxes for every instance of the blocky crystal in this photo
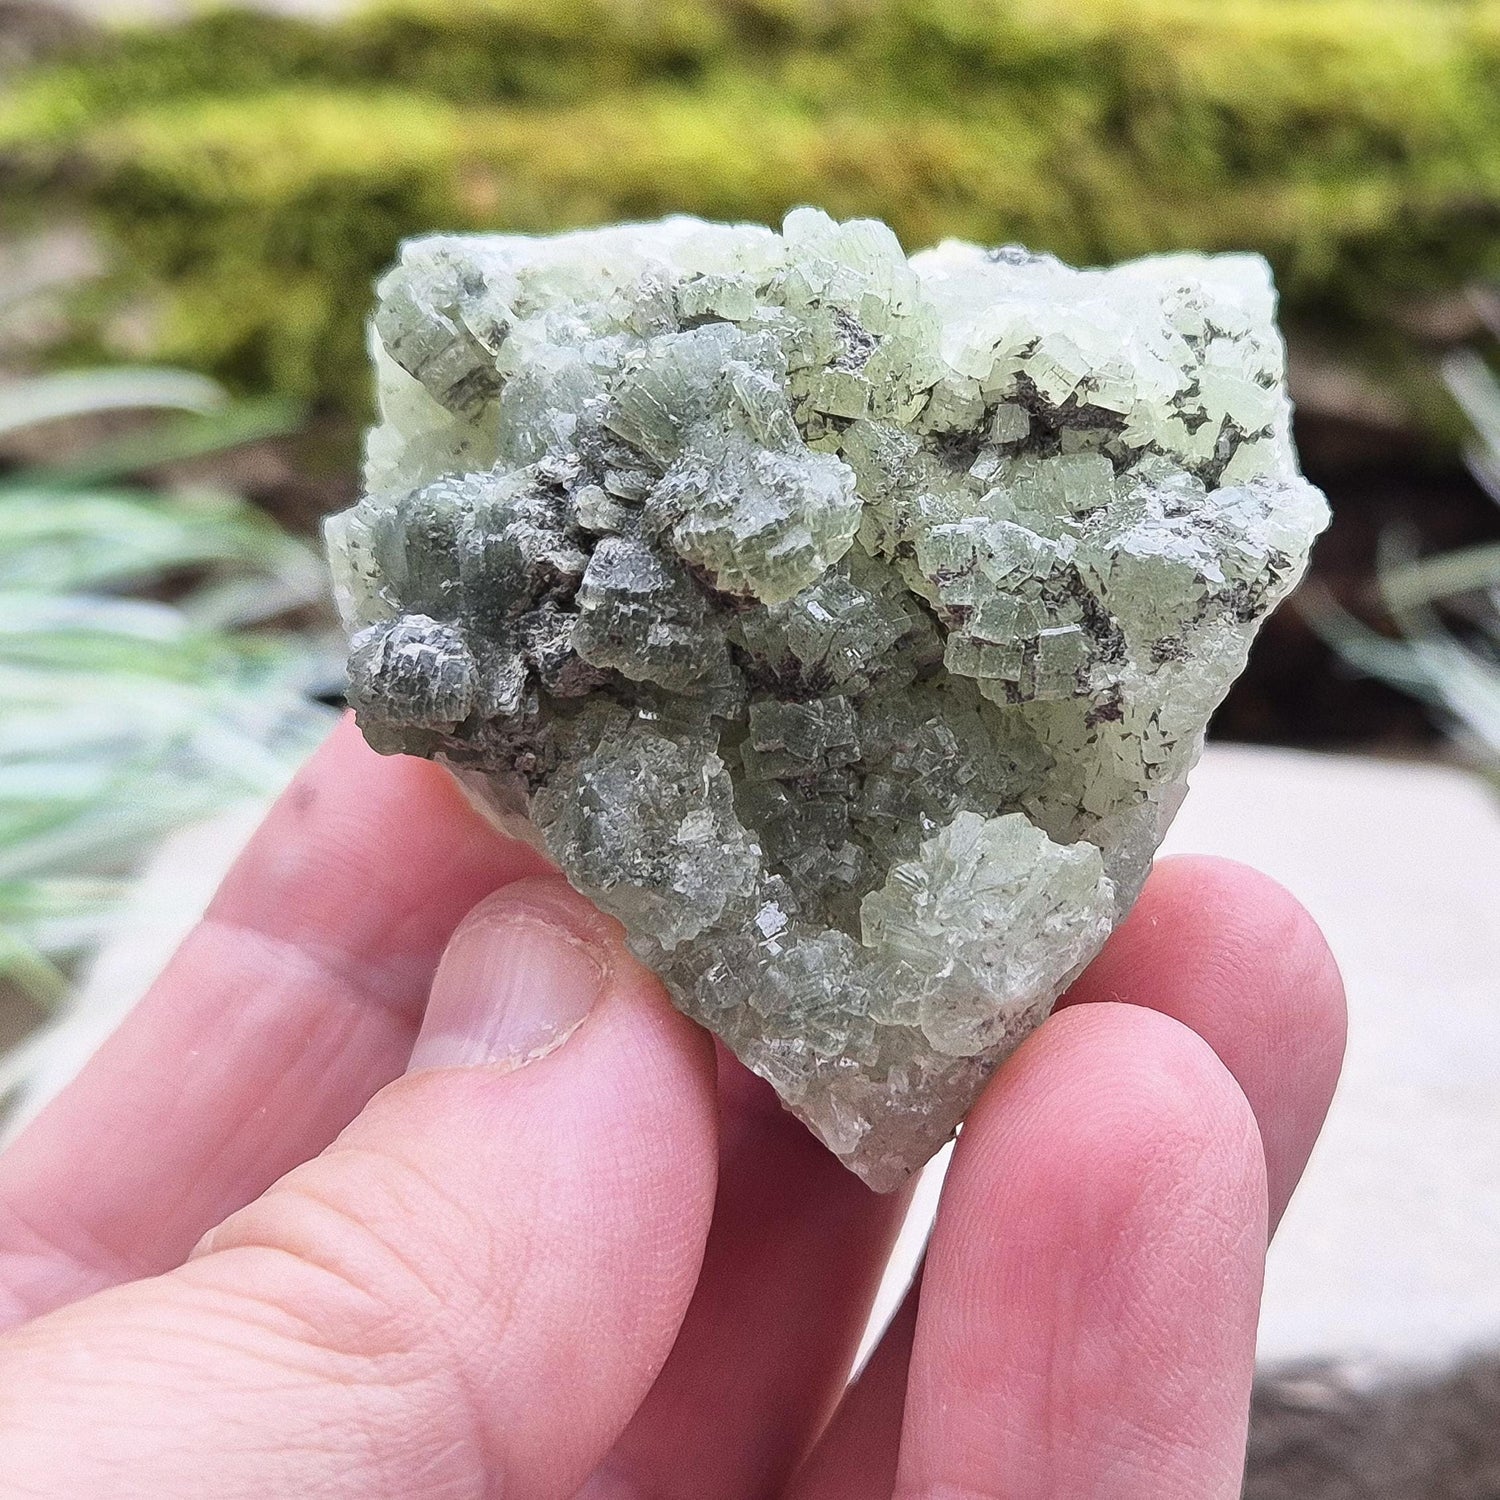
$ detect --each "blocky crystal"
[328,211,1328,1190]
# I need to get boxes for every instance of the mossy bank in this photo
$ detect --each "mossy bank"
[2,0,1497,420]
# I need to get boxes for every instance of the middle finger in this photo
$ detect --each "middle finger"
[577,1047,910,1500]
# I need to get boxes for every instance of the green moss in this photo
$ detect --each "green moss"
[3,0,1498,419]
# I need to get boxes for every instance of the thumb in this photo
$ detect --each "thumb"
[0,878,720,1500]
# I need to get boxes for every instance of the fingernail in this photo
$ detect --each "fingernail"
[408,897,608,1073]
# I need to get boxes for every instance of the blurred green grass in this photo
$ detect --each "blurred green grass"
[1317,347,1500,783]
[0,369,335,1007]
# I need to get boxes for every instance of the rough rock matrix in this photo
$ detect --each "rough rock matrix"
[328,211,1327,1190]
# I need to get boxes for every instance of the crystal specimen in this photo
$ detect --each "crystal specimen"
[328,211,1328,1191]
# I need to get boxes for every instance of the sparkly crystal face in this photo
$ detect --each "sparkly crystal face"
[328,211,1328,1190]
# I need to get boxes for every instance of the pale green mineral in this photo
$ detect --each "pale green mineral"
[328,210,1328,1191]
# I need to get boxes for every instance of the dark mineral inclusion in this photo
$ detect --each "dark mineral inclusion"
[327,210,1327,1190]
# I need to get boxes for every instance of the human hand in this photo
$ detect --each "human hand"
[0,716,1344,1499]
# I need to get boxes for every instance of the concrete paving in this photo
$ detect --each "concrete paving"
[1168,746,1500,1370]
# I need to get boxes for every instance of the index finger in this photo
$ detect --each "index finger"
[0,715,547,1324]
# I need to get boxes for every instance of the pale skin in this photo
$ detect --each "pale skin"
[0,715,1345,1498]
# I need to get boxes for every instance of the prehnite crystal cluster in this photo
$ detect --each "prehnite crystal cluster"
[328,210,1328,1190]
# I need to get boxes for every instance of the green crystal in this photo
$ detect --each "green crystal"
[327,210,1328,1191]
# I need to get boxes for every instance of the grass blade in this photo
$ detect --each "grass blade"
[0,369,225,441]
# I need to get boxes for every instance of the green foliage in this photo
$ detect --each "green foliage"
[1317,350,1500,783]
[3,0,1500,414]
[0,371,335,1006]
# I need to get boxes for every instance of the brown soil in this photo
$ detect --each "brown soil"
[1214,411,1500,752]
[1247,1358,1500,1500]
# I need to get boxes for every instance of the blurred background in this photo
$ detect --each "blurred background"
[1,2,1498,1494]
